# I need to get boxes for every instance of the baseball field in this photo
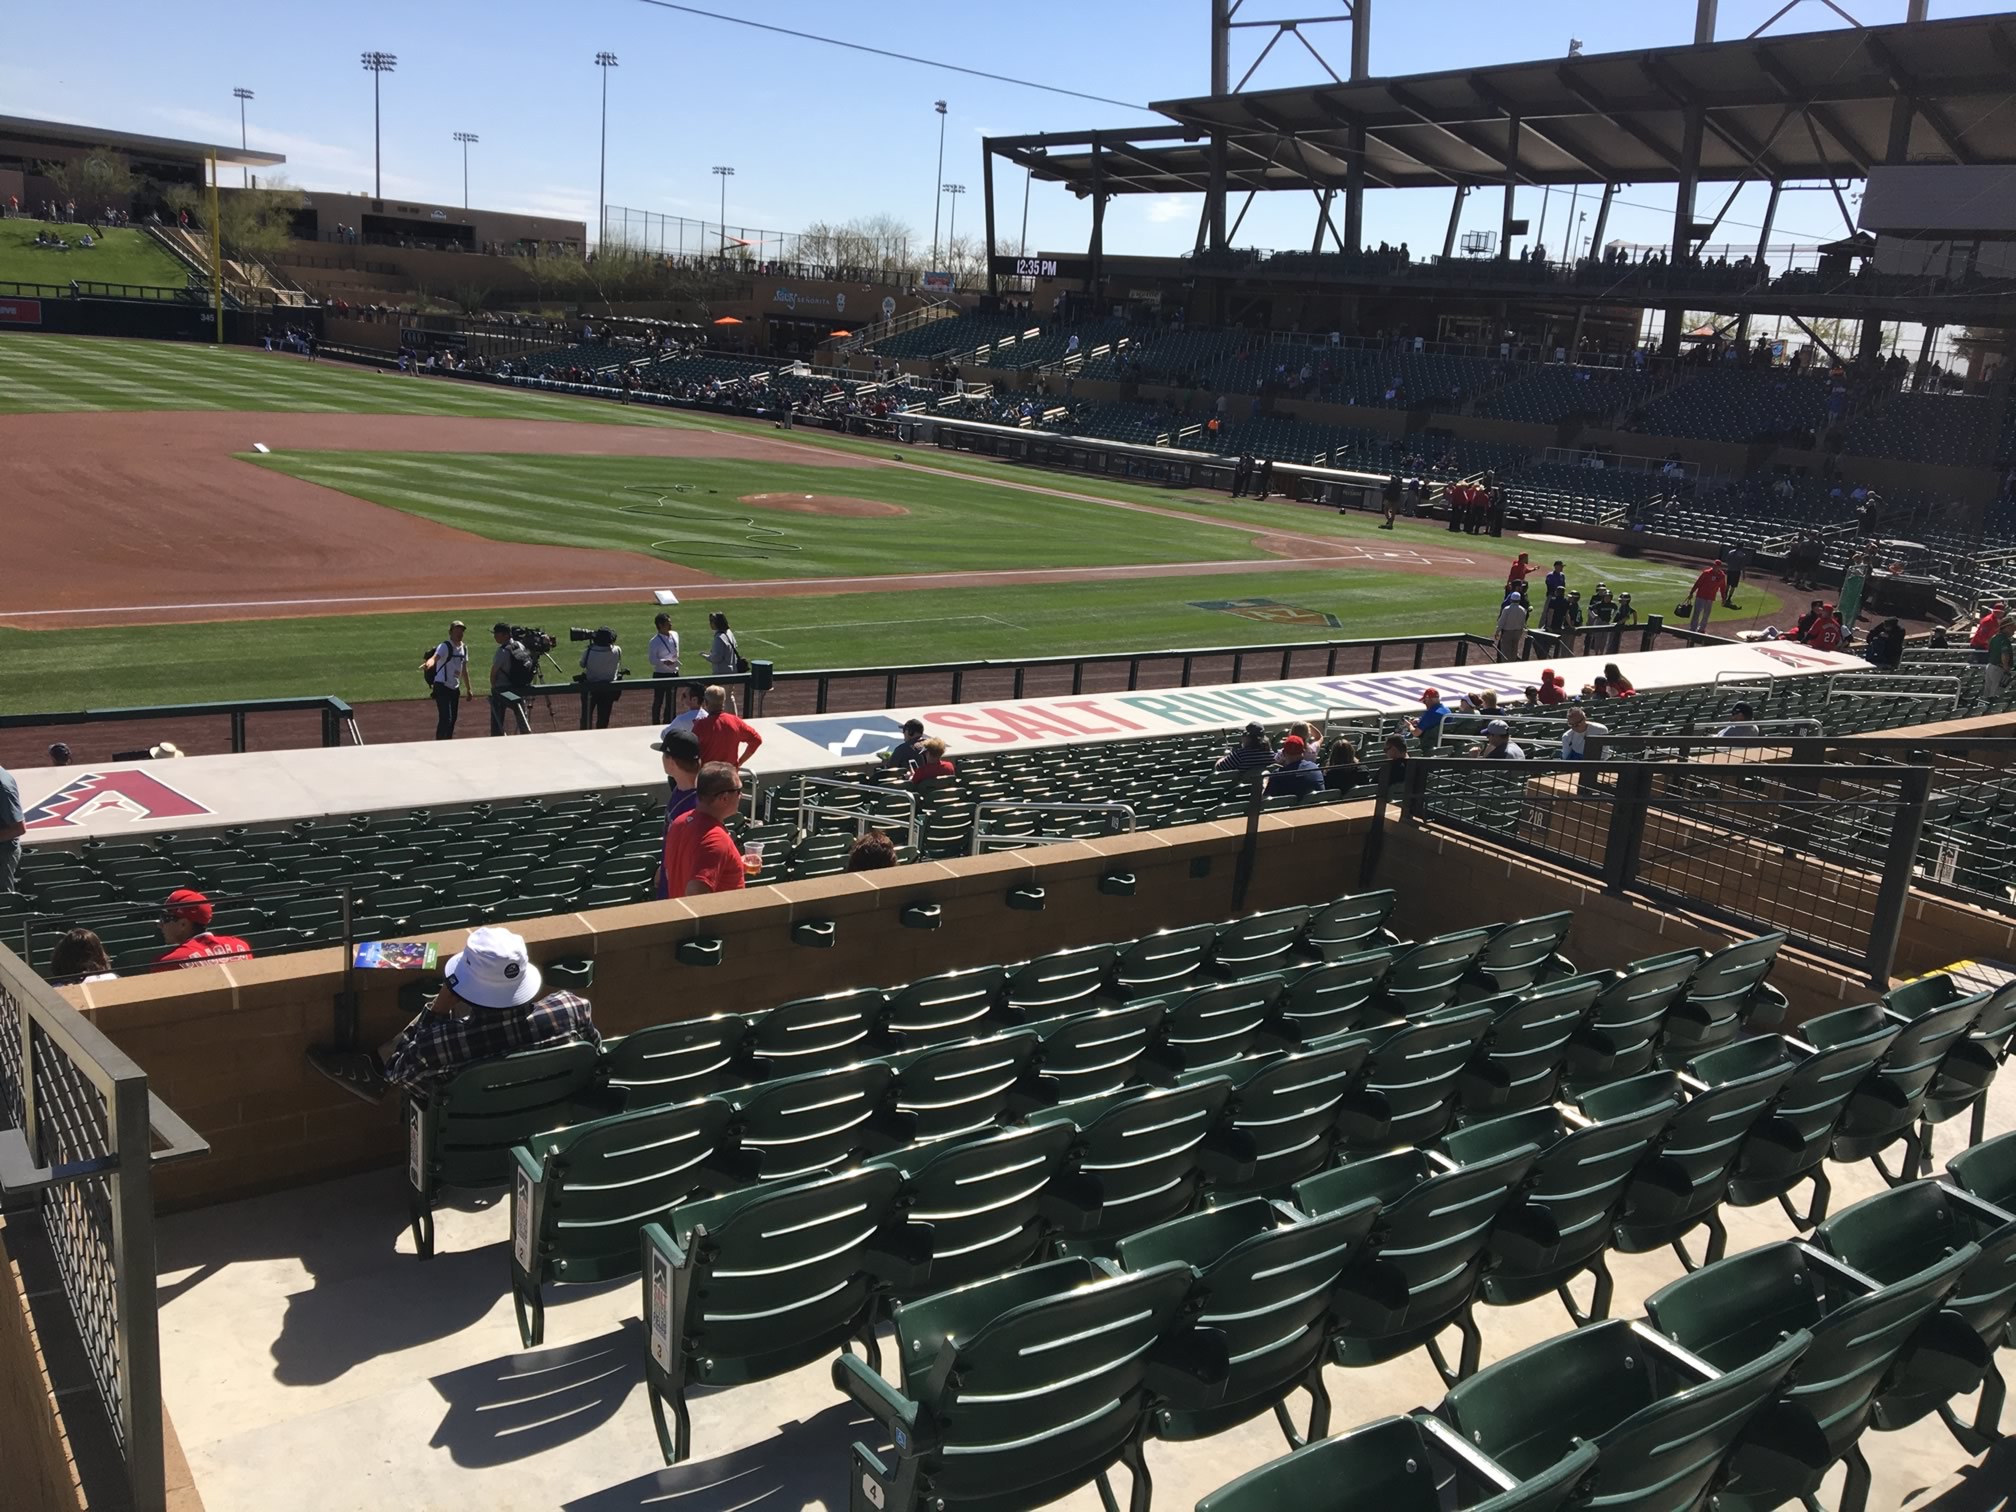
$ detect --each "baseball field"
[0,332,1783,715]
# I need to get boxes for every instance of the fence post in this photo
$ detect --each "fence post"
[1641,614,1663,652]
[1602,762,1654,894]
[110,1070,165,1512]
[1867,764,1932,987]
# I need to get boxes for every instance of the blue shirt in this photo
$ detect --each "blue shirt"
[1265,760,1326,797]
[1545,570,1567,595]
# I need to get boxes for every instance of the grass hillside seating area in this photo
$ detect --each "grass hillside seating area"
[0,216,192,288]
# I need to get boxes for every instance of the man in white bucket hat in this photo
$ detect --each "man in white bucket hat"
[307,925,598,1102]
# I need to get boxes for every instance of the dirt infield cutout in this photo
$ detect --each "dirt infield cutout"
[738,492,909,518]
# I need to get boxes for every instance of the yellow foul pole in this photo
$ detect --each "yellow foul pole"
[207,150,223,343]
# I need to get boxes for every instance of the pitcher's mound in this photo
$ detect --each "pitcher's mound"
[738,492,908,518]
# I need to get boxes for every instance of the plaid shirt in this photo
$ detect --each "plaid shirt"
[384,990,600,1095]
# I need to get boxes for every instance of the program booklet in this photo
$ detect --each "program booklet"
[353,940,439,971]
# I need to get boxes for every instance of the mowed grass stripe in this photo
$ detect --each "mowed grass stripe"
[250,449,1275,578]
[0,569,1538,712]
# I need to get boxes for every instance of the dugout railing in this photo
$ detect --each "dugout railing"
[0,696,363,753]
[0,940,208,1512]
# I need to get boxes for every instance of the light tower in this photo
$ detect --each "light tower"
[453,132,479,210]
[232,87,254,187]
[930,100,948,267]
[712,166,735,254]
[594,51,618,244]
[360,53,396,199]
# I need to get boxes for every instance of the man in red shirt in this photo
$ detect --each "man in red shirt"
[1506,552,1533,589]
[661,763,761,897]
[692,684,763,768]
[1687,561,1728,633]
[152,889,254,971]
[1808,605,1845,652]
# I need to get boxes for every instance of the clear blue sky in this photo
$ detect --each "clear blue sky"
[2,0,2006,263]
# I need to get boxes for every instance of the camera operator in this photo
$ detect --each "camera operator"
[489,623,529,736]
[578,627,624,730]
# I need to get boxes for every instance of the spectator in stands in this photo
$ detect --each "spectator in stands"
[663,763,759,897]
[647,614,682,723]
[1381,734,1411,790]
[662,683,706,734]
[1808,605,1845,652]
[1265,736,1325,797]
[47,743,71,767]
[908,738,957,786]
[577,627,624,730]
[650,727,703,898]
[151,890,253,971]
[0,763,21,897]
[1408,689,1452,753]
[1216,722,1275,772]
[308,926,599,1102]
[1479,719,1526,760]
[846,831,898,872]
[423,620,472,741]
[882,719,927,771]
[1718,702,1763,739]
[1969,607,2002,664]
[1601,663,1637,697]
[693,685,762,767]
[1559,706,1607,758]
[1863,618,1904,670]
[1536,669,1567,705]
[47,928,116,986]
[1987,617,2013,701]
[1496,592,1530,660]
[1321,737,1363,792]
[1687,561,1727,633]
[704,612,743,707]
[1791,601,1826,642]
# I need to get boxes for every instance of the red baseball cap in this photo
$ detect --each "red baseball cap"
[1280,735,1306,758]
[161,888,213,927]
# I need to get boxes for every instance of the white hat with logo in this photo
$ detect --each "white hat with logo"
[443,926,543,1009]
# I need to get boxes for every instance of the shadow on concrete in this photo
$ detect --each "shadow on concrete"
[429,1318,645,1469]
[156,1167,513,1387]
[561,1396,875,1512]
[1904,1434,2016,1509]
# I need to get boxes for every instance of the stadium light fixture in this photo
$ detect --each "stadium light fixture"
[595,52,619,248]
[941,183,966,266]
[1567,38,1583,55]
[931,100,949,270]
[453,131,479,210]
[712,165,735,255]
[360,53,396,200]
[232,88,254,187]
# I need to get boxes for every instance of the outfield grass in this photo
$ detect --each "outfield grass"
[0,332,707,423]
[0,567,1661,711]
[250,450,1274,577]
[0,220,190,289]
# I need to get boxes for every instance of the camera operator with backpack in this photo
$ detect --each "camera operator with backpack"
[489,622,538,736]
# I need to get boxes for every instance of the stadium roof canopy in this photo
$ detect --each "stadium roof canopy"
[0,114,286,171]
[1000,13,2016,194]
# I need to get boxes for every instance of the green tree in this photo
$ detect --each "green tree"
[37,148,136,214]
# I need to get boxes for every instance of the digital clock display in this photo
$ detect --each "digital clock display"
[1013,257,1058,278]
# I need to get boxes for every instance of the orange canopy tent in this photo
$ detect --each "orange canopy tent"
[712,315,743,326]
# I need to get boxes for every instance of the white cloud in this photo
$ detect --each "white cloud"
[146,104,430,198]
[1142,195,1192,224]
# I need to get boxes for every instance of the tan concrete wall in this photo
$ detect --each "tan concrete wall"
[0,1218,90,1512]
[67,810,1363,1210]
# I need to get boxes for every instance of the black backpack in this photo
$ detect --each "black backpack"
[505,640,538,690]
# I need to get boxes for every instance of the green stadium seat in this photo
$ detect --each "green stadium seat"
[835,1255,1217,1512]
[741,987,892,1077]
[1561,951,1703,1092]
[405,1042,601,1259]
[1194,1039,1373,1199]
[1641,1240,1975,1512]
[1194,1414,1597,1512]
[600,1016,750,1108]
[1269,949,1397,1045]
[642,1165,904,1463]
[888,1030,1039,1142]
[507,1097,735,1347]
[1015,1002,1162,1106]
[1296,1141,1537,1381]
[716,1063,912,1183]
[1659,932,1789,1061]
[1439,1317,1810,1512]
[1451,975,1600,1118]
[1027,1079,1238,1250]
[1830,993,1984,1184]
[1332,1007,1494,1153]
[1378,928,1493,1016]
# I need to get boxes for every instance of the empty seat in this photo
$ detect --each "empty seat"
[717,1063,912,1183]
[889,1030,1039,1142]
[1027,1078,1237,1249]
[1332,1006,1494,1153]
[1659,932,1788,1061]
[1380,928,1494,1016]
[1019,1002,1161,1105]
[640,1165,903,1463]
[1471,911,1574,993]
[741,987,891,1077]
[1198,1039,1374,1198]
[600,1016,750,1108]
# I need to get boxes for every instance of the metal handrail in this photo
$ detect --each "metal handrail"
[1826,672,1962,707]
[793,775,921,853]
[1714,669,1778,688]
[970,801,1137,854]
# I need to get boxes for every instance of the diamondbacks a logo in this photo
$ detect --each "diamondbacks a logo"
[1189,597,1343,630]
[24,772,213,832]
[779,713,910,758]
